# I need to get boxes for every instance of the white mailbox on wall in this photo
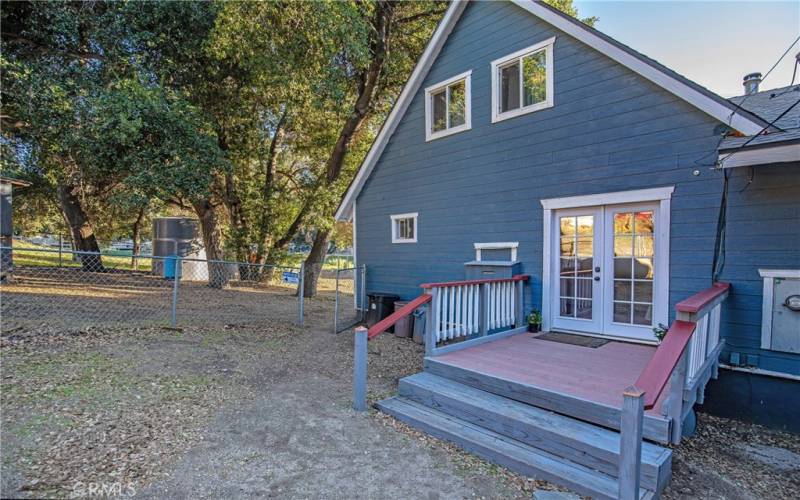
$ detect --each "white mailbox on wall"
[759,269,800,354]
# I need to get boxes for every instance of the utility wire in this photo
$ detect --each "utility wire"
[717,97,800,167]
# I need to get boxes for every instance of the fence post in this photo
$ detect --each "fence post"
[359,264,367,322]
[353,326,368,411]
[333,269,340,334]
[619,385,644,500]
[297,262,305,327]
[663,348,688,444]
[515,279,524,327]
[170,256,182,328]
[479,283,488,336]
[58,233,63,267]
[425,288,438,356]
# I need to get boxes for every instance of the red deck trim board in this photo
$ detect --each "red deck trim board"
[420,274,529,289]
[367,294,431,340]
[675,282,730,314]
[635,320,696,409]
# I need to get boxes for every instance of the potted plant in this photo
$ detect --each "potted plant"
[527,310,542,333]
[652,323,669,342]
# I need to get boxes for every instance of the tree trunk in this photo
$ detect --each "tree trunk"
[57,183,104,271]
[130,204,146,271]
[192,198,229,288]
[302,227,330,298]
[298,3,394,297]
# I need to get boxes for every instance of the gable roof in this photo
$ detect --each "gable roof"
[729,84,800,132]
[717,84,800,166]
[335,0,771,220]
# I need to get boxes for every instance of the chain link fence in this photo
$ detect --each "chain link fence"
[0,246,304,333]
[333,265,366,334]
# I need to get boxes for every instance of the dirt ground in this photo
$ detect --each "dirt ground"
[1,290,798,499]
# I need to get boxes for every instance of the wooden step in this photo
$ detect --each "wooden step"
[424,357,672,444]
[399,372,671,493]
[377,396,656,500]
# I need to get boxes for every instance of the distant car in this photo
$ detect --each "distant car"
[111,240,134,251]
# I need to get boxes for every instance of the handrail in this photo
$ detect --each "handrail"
[367,293,432,340]
[420,274,529,289]
[634,320,696,409]
[675,282,730,314]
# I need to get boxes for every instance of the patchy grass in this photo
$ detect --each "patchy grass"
[11,241,152,272]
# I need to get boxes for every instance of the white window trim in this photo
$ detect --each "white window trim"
[425,70,472,142]
[540,187,673,336]
[491,37,555,124]
[758,268,800,350]
[391,212,418,244]
[473,242,519,262]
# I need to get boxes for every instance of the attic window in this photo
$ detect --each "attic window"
[491,37,555,123]
[425,70,472,141]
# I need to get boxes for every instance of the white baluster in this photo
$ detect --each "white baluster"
[464,285,472,335]
[447,287,456,340]
[456,285,463,338]
[473,285,479,334]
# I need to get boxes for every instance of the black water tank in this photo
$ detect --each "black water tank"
[367,293,400,331]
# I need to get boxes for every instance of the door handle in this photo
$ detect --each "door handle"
[595,267,601,272]
[594,276,600,281]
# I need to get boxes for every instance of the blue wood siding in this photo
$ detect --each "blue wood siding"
[355,1,799,375]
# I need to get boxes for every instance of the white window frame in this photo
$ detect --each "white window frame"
[424,70,472,142]
[473,242,519,262]
[391,212,418,244]
[491,37,555,123]
[540,187,674,338]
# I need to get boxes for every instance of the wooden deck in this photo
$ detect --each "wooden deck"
[430,331,667,416]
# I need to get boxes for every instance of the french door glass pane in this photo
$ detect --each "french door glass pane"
[559,215,593,319]
[612,210,655,326]
[501,62,520,112]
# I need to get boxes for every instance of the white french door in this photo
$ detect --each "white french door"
[551,202,663,341]
[551,207,604,333]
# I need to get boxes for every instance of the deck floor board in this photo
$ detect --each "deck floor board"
[434,332,666,414]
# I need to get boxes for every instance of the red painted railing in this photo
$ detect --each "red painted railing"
[634,281,731,409]
[366,293,432,340]
[634,320,695,409]
[675,282,730,314]
[420,274,529,289]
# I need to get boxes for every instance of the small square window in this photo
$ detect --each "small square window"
[391,213,418,243]
[425,71,472,141]
[491,37,555,123]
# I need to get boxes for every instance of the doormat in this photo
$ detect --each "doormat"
[535,331,609,348]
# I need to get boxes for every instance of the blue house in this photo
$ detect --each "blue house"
[338,1,799,496]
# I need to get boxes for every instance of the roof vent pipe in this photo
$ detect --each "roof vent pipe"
[743,72,762,95]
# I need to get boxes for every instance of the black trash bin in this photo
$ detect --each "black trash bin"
[367,293,400,332]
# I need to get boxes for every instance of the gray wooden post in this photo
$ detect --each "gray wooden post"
[479,283,488,336]
[297,262,305,327]
[425,289,438,356]
[663,349,688,444]
[619,385,644,500]
[353,326,368,411]
[170,256,182,328]
[515,279,524,327]
[333,269,340,334]
[58,233,63,267]
[359,265,367,321]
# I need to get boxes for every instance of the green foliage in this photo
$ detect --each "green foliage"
[2,0,593,261]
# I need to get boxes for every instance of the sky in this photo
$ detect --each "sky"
[573,1,800,97]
